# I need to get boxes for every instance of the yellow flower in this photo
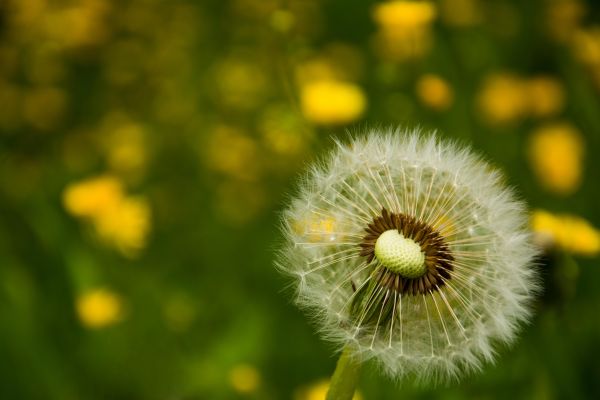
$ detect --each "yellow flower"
[372,1,437,61]
[76,288,123,329]
[295,379,362,400]
[477,73,528,124]
[526,76,564,118]
[416,74,454,111]
[300,80,366,125]
[477,73,565,124]
[92,196,151,258]
[63,175,124,218]
[63,176,151,257]
[532,210,600,256]
[229,364,261,394]
[43,0,112,49]
[527,123,584,195]
[373,1,436,31]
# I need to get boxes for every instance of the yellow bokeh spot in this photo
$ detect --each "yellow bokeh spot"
[372,1,437,61]
[300,80,366,125]
[373,1,436,30]
[63,175,124,218]
[527,123,584,195]
[92,196,151,258]
[416,74,454,111]
[295,379,362,400]
[63,176,151,257]
[532,210,600,256]
[229,364,261,394]
[477,73,565,124]
[43,0,111,49]
[477,73,527,124]
[76,288,123,329]
[526,76,564,118]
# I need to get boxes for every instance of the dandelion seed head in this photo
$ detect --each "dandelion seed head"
[277,127,539,383]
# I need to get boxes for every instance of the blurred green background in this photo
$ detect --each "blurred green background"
[1,0,600,399]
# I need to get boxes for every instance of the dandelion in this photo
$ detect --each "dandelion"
[76,288,123,329]
[526,76,564,118]
[415,74,454,111]
[527,122,584,196]
[63,175,151,257]
[477,74,564,124]
[477,73,527,124]
[278,128,538,396]
[372,1,437,61]
[300,80,367,125]
[532,209,600,256]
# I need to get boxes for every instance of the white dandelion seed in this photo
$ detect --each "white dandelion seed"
[277,127,539,384]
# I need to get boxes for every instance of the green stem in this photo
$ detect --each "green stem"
[326,346,362,400]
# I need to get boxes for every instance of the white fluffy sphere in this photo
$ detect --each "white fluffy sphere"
[278,128,539,383]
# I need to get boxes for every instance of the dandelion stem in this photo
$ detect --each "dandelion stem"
[326,345,361,400]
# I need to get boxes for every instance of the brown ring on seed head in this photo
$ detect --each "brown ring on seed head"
[359,208,454,296]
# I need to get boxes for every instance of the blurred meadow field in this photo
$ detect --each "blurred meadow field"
[1,0,600,399]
